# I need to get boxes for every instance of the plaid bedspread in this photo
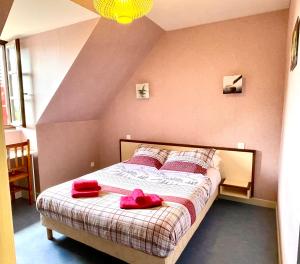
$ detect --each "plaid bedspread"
[36,163,212,257]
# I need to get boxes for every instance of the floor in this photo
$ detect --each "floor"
[13,198,278,264]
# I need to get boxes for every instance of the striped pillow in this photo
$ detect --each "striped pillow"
[126,144,169,169]
[160,148,216,174]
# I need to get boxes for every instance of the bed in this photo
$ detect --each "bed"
[36,139,255,264]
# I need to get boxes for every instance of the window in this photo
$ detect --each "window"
[0,42,9,126]
[0,39,26,128]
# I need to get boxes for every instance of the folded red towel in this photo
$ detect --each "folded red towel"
[132,189,146,203]
[120,194,163,209]
[72,180,101,191]
[148,194,163,204]
[71,188,99,198]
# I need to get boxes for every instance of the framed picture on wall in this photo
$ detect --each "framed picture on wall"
[136,83,150,99]
[223,75,243,94]
[290,16,299,71]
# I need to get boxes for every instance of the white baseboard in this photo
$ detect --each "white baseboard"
[15,191,22,199]
[21,191,37,202]
[219,194,276,209]
[14,191,36,202]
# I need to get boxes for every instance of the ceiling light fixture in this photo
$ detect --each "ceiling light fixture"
[93,0,153,25]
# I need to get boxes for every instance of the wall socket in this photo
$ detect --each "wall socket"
[237,143,245,149]
[90,161,95,167]
[126,134,132,140]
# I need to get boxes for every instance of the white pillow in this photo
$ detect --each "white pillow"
[210,153,221,170]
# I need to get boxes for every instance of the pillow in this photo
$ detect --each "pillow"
[126,144,169,169]
[160,148,216,174]
[210,153,221,170]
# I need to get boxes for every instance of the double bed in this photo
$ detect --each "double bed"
[36,139,255,264]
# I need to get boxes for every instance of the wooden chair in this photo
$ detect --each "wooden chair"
[6,140,32,205]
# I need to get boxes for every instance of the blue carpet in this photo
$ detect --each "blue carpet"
[13,199,277,264]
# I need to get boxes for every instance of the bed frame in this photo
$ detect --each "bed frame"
[42,139,256,264]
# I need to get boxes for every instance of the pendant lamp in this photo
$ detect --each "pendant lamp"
[93,0,154,25]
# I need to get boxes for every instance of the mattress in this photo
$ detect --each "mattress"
[36,163,220,257]
[206,167,221,194]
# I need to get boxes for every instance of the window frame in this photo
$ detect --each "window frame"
[0,39,11,129]
[0,39,26,128]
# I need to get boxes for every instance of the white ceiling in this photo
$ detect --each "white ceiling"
[0,0,290,40]
[148,0,290,31]
[1,0,99,41]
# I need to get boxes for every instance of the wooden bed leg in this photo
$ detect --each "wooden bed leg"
[47,228,53,240]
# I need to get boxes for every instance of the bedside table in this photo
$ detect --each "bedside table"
[219,178,252,199]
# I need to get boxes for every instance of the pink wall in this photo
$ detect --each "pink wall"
[278,0,300,263]
[4,19,98,154]
[36,18,163,190]
[39,18,164,124]
[98,10,288,201]
[0,0,13,34]
[36,120,100,190]
[20,18,98,124]
[1,19,98,156]
[3,19,99,151]
[4,129,26,145]
[33,11,287,202]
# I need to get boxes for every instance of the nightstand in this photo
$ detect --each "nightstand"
[219,178,252,199]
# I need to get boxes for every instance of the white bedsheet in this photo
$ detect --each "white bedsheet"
[37,162,214,257]
[206,167,221,194]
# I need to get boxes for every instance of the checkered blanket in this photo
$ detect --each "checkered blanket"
[36,163,212,257]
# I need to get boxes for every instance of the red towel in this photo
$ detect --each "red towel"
[132,189,146,203]
[120,194,163,209]
[72,180,101,191]
[71,189,99,198]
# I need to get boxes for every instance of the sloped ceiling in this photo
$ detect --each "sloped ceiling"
[38,17,163,124]
[148,0,290,30]
[1,0,290,41]
[71,0,290,31]
[1,0,99,41]
[0,0,13,35]
[70,0,95,12]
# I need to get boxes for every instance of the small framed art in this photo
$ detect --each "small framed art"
[223,75,243,94]
[136,83,150,99]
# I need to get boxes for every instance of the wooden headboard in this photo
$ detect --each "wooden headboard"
[119,139,256,197]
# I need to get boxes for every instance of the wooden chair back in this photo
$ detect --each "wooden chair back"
[6,140,33,204]
[6,140,30,174]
